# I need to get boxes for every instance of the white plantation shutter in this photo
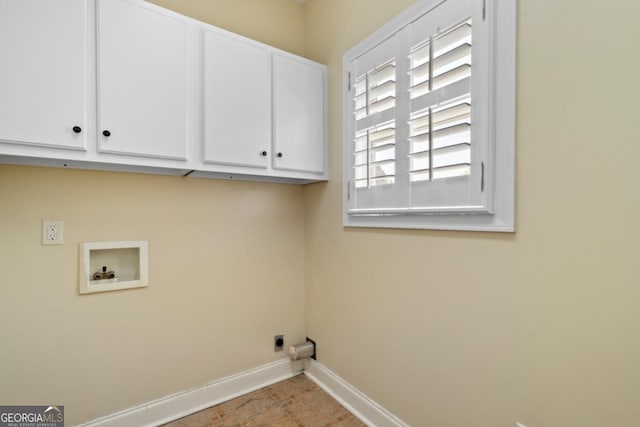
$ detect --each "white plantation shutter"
[408,19,472,182]
[348,33,403,211]
[344,0,515,231]
[347,0,492,215]
[405,0,489,212]
[353,60,397,189]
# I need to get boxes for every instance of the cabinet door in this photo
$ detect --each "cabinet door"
[204,30,271,168]
[97,0,188,160]
[273,54,325,174]
[0,0,88,150]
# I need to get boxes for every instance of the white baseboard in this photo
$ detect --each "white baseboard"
[303,359,408,427]
[78,358,405,427]
[79,358,304,427]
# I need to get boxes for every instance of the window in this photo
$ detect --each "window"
[343,0,515,231]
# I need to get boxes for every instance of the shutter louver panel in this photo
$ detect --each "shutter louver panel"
[409,19,471,99]
[353,58,397,189]
[407,17,472,184]
[354,61,396,120]
[408,96,471,182]
[353,121,396,189]
[432,20,471,90]
[408,41,430,99]
[408,109,431,182]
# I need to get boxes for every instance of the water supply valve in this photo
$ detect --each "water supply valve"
[93,266,116,281]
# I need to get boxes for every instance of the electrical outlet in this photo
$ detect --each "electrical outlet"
[42,220,64,245]
[274,335,284,351]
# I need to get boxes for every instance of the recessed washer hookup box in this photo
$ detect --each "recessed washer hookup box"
[78,241,148,294]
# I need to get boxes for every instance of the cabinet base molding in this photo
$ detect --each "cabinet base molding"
[0,154,190,177]
[0,155,327,184]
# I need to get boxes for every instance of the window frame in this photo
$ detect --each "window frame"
[342,0,516,232]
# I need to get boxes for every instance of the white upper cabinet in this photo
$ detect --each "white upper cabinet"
[0,0,326,183]
[200,30,327,180]
[0,0,88,151]
[273,54,325,174]
[203,29,271,168]
[97,0,189,160]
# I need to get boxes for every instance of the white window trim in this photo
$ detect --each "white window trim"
[342,0,516,232]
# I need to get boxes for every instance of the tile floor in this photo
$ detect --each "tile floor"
[161,374,366,427]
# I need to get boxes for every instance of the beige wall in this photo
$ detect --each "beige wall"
[148,0,305,56]
[0,1,307,425]
[303,0,640,426]
[3,1,640,426]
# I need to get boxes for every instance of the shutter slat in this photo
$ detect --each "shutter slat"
[432,101,470,124]
[433,21,471,58]
[370,127,395,142]
[368,62,396,87]
[409,149,430,157]
[354,164,368,180]
[408,131,429,144]
[369,157,395,168]
[354,106,367,120]
[354,152,367,166]
[408,142,471,157]
[409,167,431,174]
[355,146,395,166]
[353,78,367,97]
[409,163,471,179]
[432,163,471,179]
[370,166,395,178]
[408,80,430,99]
[370,171,395,178]
[408,41,430,65]
[354,79,395,104]
[432,63,471,90]
[409,60,430,76]
[354,134,367,152]
[368,95,396,115]
[433,43,471,74]
[355,96,396,118]
[408,110,430,129]
[433,122,470,149]
[409,138,429,154]
[354,141,395,155]
[433,144,471,168]
[433,115,470,133]
[433,45,471,91]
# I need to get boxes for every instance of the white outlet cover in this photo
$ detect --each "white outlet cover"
[516,423,528,427]
[42,220,64,245]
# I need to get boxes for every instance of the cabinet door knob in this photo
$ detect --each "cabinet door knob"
[72,126,82,134]
[261,151,268,156]
[102,130,111,137]
[277,152,283,158]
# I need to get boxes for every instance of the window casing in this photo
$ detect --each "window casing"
[343,0,515,231]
